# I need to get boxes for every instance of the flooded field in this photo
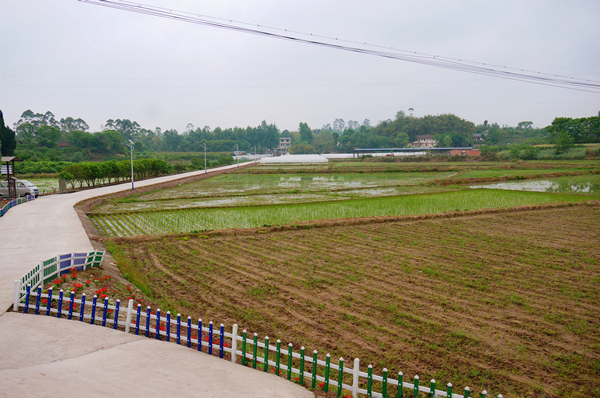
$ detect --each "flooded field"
[137,172,458,199]
[93,185,457,213]
[92,172,457,213]
[470,174,600,195]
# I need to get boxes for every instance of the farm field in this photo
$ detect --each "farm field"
[125,172,459,199]
[92,186,457,213]
[89,189,595,237]
[470,174,600,195]
[90,171,460,214]
[452,168,586,179]
[249,159,599,174]
[107,205,600,397]
[90,159,600,216]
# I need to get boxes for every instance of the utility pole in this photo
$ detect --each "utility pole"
[121,140,135,191]
[202,143,207,174]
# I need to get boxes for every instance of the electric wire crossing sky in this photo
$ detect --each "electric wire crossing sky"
[78,0,600,94]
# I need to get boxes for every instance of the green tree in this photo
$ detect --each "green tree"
[60,117,89,132]
[394,132,410,147]
[298,122,313,143]
[436,135,452,148]
[35,126,62,148]
[0,110,17,156]
[332,132,339,147]
[554,130,574,153]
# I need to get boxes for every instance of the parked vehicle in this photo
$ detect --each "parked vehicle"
[0,179,39,198]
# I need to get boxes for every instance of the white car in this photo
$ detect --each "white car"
[0,179,39,198]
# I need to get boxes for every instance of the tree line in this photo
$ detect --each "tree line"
[4,108,599,162]
[10,110,280,162]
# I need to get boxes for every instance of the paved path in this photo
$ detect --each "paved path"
[0,165,313,398]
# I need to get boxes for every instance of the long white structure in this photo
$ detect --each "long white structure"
[261,154,329,164]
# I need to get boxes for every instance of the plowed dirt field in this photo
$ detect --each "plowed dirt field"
[109,205,600,397]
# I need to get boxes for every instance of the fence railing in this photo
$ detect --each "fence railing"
[14,281,501,398]
[0,194,35,218]
[14,251,105,305]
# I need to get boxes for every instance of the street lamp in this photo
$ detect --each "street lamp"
[201,143,207,174]
[121,140,134,191]
[235,144,239,168]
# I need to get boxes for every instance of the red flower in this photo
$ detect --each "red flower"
[319,382,325,388]
[41,298,48,304]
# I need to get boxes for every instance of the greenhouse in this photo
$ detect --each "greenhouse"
[260,154,329,164]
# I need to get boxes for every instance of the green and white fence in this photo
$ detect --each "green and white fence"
[14,276,501,398]
[0,195,35,218]
[14,251,104,306]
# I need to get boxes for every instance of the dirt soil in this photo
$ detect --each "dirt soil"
[108,205,600,398]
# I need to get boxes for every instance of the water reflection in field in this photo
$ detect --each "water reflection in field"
[470,175,600,195]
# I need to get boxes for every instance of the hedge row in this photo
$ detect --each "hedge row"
[59,159,172,188]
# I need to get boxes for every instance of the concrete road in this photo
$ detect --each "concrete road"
[0,312,313,398]
[0,165,313,398]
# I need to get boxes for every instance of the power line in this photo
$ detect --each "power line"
[76,0,598,93]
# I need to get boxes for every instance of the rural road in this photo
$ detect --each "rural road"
[0,164,313,398]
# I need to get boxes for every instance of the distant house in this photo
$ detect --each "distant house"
[472,133,487,142]
[58,142,72,149]
[450,149,480,156]
[410,135,437,148]
[278,134,291,155]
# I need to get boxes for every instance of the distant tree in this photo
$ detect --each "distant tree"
[394,132,410,147]
[60,117,89,133]
[436,135,452,148]
[554,130,574,153]
[333,119,346,132]
[332,132,339,147]
[363,119,371,127]
[517,121,533,130]
[105,119,141,141]
[0,110,17,156]
[14,110,59,129]
[163,129,182,151]
[347,120,360,130]
[298,122,313,143]
[547,116,599,144]
[33,126,62,148]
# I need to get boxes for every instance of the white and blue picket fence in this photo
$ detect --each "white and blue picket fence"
[14,251,105,304]
[13,285,501,397]
[0,194,35,218]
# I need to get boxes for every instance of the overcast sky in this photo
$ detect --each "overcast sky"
[1,0,599,133]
